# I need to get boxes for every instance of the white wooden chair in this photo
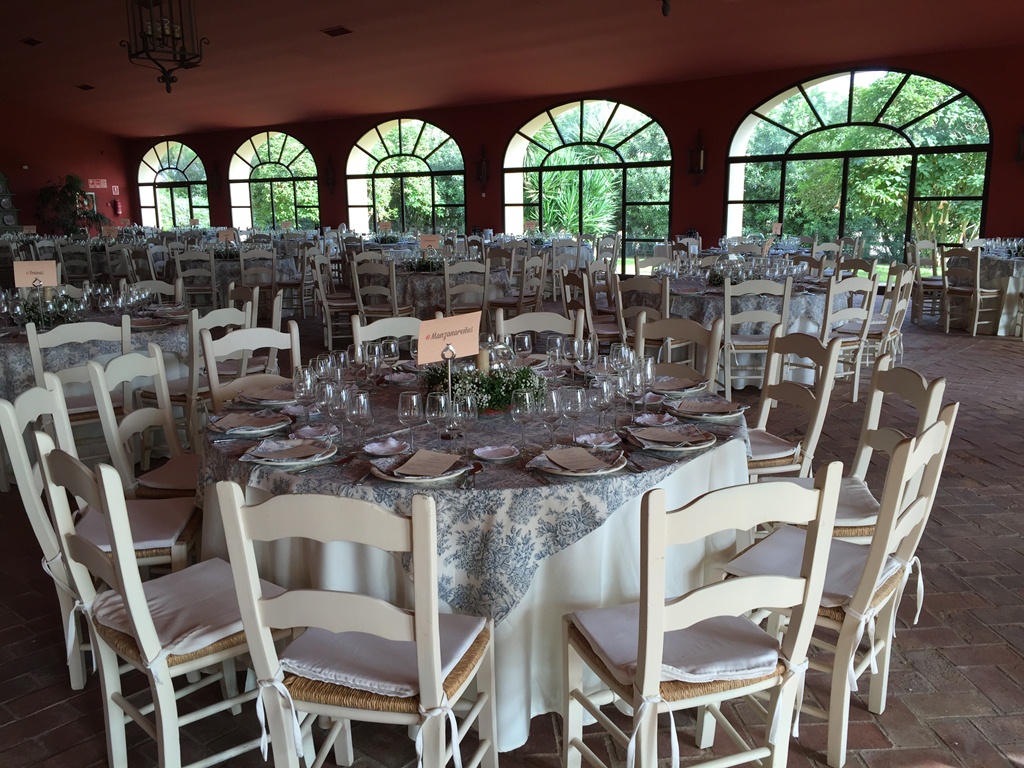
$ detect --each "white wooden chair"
[820,273,879,402]
[906,240,942,324]
[121,278,184,304]
[491,254,546,319]
[352,314,422,349]
[941,247,1002,335]
[494,307,583,342]
[37,435,272,768]
[352,261,415,322]
[217,483,499,768]
[56,242,94,286]
[747,326,842,482]
[724,404,957,768]
[635,316,723,390]
[720,277,792,401]
[88,342,198,500]
[201,321,301,412]
[174,249,218,311]
[563,462,841,768]
[438,259,490,319]
[0,376,199,689]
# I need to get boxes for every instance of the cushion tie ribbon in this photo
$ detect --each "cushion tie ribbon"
[256,671,304,761]
[417,695,462,768]
[626,693,678,768]
[769,657,808,744]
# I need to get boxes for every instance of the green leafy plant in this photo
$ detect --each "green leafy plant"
[419,364,545,412]
[36,174,110,236]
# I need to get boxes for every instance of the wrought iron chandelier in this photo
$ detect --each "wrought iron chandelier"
[121,0,208,93]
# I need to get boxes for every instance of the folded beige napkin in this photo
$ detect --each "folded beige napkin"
[396,450,460,477]
[631,425,708,444]
[668,400,745,415]
[210,413,289,432]
[248,441,323,460]
[652,377,702,393]
[242,384,294,401]
[543,447,609,472]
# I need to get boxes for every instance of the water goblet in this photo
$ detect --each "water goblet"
[510,389,536,454]
[292,365,317,425]
[538,389,562,447]
[425,391,450,449]
[589,378,615,430]
[561,386,586,444]
[344,390,372,447]
[514,333,533,367]
[397,391,424,450]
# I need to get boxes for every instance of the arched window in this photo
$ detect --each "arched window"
[727,70,990,259]
[504,100,672,271]
[229,132,320,229]
[346,119,465,234]
[138,141,209,228]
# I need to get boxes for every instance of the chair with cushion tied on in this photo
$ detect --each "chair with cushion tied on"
[494,307,584,350]
[837,265,914,370]
[747,326,842,482]
[27,315,132,461]
[491,253,546,319]
[217,483,499,768]
[89,342,199,500]
[201,321,301,412]
[719,277,792,401]
[634,315,723,390]
[563,461,841,768]
[723,403,957,768]
[0,374,200,690]
[37,434,285,768]
[352,260,415,323]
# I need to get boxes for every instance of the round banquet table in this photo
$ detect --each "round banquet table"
[968,253,1024,335]
[196,386,750,751]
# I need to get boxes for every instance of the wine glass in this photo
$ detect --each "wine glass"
[398,391,424,450]
[315,380,340,438]
[344,390,372,447]
[576,337,597,379]
[425,391,449,449]
[450,394,477,458]
[364,342,383,387]
[327,384,350,446]
[380,336,400,374]
[292,365,317,425]
[561,386,586,444]
[514,333,533,367]
[538,389,562,448]
[510,389,535,454]
[589,378,615,430]
[0,291,8,331]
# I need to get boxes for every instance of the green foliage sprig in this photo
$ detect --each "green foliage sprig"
[419,364,545,412]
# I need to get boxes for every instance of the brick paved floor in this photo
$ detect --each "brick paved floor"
[2,316,1022,767]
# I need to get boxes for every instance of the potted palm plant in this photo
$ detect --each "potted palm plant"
[36,174,110,236]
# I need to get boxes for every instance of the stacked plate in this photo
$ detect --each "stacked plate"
[241,438,337,467]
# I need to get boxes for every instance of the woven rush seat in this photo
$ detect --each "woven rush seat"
[566,621,785,703]
[94,622,248,667]
[282,626,491,714]
[817,568,905,624]
[747,427,800,466]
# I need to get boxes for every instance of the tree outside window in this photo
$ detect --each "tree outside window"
[138,141,209,228]
[504,100,672,273]
[727,70,990,262]
[230,132,320,230]
[346,119,465,235]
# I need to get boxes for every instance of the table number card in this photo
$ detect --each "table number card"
[523,220,539,231]
[771,222,783,235]
[417,311,481,364]
[13,260,58,288]
[190,218,200,226]
[379,221,393,231]
[22,225,37,234]
[100,225,118,238]
[420,234,442,249]
[282,221,294,230]
[217,228,236,242]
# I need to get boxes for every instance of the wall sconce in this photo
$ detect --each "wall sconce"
[476,145,489,188]
[325,156,337,193]
[688,131,705,183]
[661,0,671,16]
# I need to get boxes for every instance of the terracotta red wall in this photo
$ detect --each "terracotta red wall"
[114,42,1024,242]
[0,116,133,232]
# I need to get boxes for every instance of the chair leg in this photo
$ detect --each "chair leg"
[58,588,89,690]
[869,598,899,715]
[766,681,798,768]
[827,622,861,768]
[94,637,128,768]
[634,694,659,768]
[562,644,585,768]
[331,719,356,767]
[476,631,500,768]
[418,707,446,768]
[150,664,183,768]
[696,703,717,749]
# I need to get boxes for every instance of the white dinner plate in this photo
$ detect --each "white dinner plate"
[473,445,520,462]
[625,430,716,453]
[209,413,292,437]
[635,412,678,426]
[575,432,621,450]
[364,438,411,456]
[244,440,337,467]
[370,462,471,484]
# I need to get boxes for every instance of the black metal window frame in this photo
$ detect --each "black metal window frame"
[231,131,319,230]
[138,140,209,228]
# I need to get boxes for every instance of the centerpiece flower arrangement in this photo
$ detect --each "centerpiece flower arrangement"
[419,363,546,412]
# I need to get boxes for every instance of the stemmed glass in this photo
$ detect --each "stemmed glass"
[327,384,350,446]
[610,343,635,375]
[538,389,562,448]
[514,333,533,367]
[425,391,449,449]
[292,365,317,425]
[450,395,477,458]
[345,390,372,447]
[398,391,424,450]
[380,337,400,376]
[0,291,8,331]
[561,386,586,444]
[510,389,535,454]
[576,337,596,379]
[589,378,615,430]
